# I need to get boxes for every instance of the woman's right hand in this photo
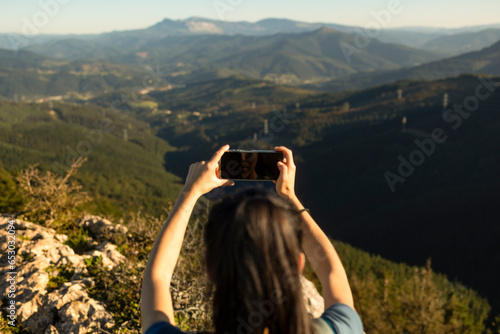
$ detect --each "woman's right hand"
[183,145,234,198]
[274,146,297,201]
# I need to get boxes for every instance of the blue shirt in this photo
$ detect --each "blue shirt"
[145,303,363,334]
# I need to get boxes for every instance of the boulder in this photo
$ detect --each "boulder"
[79,215,128,237]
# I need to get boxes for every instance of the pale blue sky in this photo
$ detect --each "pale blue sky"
[1,0,500,34]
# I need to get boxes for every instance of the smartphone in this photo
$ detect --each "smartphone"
[219,150,284,181]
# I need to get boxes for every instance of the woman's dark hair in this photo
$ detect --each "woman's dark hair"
[204,188,315,334]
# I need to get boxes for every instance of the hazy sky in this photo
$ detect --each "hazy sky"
[1,0,500,34]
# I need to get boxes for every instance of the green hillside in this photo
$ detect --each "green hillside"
[421,28,500,57]
[23,38,124,61]
[149,76,316,111]
[0,49,51,69]
[311,39,500,91]
[0,50,157,99]
[0,101,182,216]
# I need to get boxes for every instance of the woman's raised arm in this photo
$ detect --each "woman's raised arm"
[274,146,355,310]
[141,145,233,333]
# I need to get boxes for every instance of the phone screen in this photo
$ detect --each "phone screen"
[219,150,283,181]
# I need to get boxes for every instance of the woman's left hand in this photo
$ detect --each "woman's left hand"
[183,144,234,197]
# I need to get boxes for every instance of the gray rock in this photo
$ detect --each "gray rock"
[55,234,68,243]
[84,241,126,270]
[56,296,114,334]
[47,281,88,310]
[80,214,128,237]
[301,275,325,318]
[21,296,54,331]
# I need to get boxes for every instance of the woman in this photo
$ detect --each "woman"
[141,145,363,334]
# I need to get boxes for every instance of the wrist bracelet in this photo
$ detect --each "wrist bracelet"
[297,208,310,214]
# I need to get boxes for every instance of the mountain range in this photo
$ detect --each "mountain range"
[0,27,443,98]
[309,39,500,91]
[0,17,497,97]
[112,27,439,81]
[2,28,499,99]
[2,17,500,54]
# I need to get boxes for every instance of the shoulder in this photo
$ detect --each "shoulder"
[317,303,363,334]
[144,321,186,334]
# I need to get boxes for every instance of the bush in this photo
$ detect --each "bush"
[45,263,76,292]
[15,157,89,227]
[85,255,143,333]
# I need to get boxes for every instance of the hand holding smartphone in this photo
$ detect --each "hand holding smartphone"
[218,150,284,181]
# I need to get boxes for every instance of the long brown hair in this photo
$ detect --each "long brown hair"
[204,188,315,334]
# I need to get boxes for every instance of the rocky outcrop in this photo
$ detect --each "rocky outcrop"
[0,215,115,333]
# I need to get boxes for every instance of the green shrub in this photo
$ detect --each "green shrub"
[85,255,143,333]
[45,264,76,292]
[0,311,28,334]
[65,227,92,255]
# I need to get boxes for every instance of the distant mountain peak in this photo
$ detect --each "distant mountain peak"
[157,18,177,24]
[185,16,216,22]
[148,18,181,29]
[186,20,223,34]
[257,18,298,24]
